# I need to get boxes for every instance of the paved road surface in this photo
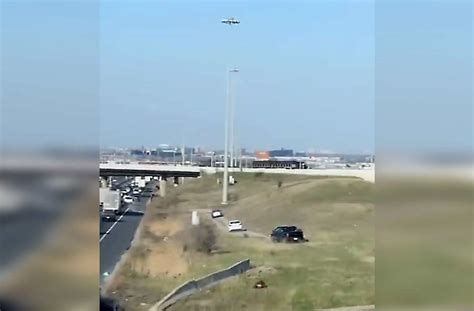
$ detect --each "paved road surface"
[100,181,156,285]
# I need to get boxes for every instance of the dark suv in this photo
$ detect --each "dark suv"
[101,210,117,222]
[270,225,305,243]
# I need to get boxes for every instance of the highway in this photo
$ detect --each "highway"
[100,179,156,285]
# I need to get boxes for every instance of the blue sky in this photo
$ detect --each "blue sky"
[1,1,99,150]
[99,1,375,153]
[2,1,471,154]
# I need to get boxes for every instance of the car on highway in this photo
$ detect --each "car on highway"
[122,195,133,204]
[132,188,141,196]
[228,220,244,232]
[211,209,223,218]
[101,210,117,222]
[270,225,306,243]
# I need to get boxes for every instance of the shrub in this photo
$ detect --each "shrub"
[179,223,217,254]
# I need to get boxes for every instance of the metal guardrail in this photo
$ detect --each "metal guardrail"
[149,259,251,311]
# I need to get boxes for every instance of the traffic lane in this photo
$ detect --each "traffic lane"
[99,181,155,241]
[99,184,155,284]
[100,211,143,283]
[99,201,143,237]
[110,181,130,191]
[100,217,118,236]
[99,181,153,236]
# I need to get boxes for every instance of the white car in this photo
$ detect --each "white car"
[132,189,141,195]
[228,220,243,232]
[123,195,133,204]
[211,210,223,218]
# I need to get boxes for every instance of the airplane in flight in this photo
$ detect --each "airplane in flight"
[221,17,240,25]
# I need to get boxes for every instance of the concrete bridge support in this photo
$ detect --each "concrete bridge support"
[159,177,167,197]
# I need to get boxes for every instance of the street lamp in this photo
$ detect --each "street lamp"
[222,68,239,205]
[221,17,240,205]
[229,68,239,169]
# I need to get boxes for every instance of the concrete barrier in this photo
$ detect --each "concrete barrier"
[149,259,251,311]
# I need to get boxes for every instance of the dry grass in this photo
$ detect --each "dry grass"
[108,173,374,311]
[176,221,218,254]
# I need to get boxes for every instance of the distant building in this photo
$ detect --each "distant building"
[295,151,307,157]
[159,149,177,158]
[255,151,270,161]
[269,148,294,157]
[253,160,307,169]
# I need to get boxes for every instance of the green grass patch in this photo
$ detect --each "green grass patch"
[112,173,374,311]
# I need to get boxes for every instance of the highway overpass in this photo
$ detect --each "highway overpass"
[0,158,374,182]
[99,163,201,178]
[100,162,375,182]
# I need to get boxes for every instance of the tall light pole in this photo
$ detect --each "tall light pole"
[229,69,239,168]
[222,68,239,205]
[229,75,235,168]
[221,17,240,205]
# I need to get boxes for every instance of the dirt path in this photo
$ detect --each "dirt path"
[317,305,374,311]
[195,209,269,240]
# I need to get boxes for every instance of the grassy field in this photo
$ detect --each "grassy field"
[107,172,374,311]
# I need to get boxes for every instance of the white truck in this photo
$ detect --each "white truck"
[100,188,123,215]
[138,178,146,189]
[134,177,147,190]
